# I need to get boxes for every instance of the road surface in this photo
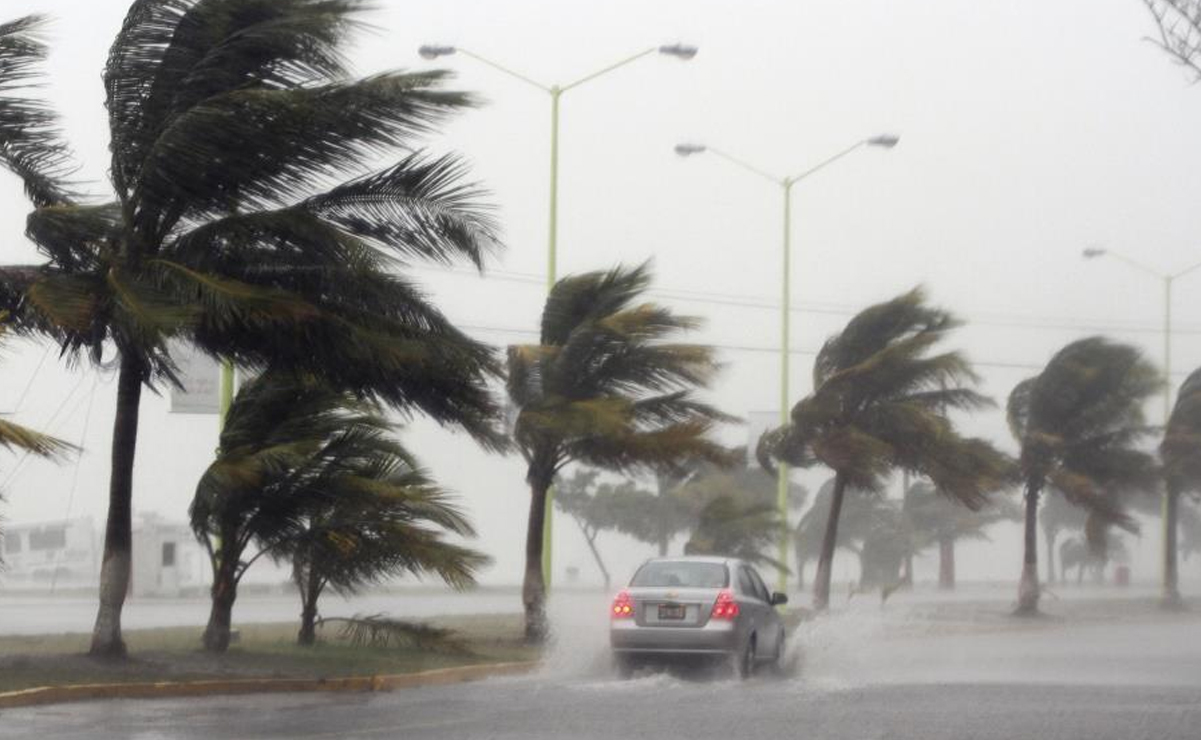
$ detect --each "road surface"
[3,594,1200,740]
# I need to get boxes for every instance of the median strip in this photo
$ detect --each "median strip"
[0,660,538,709]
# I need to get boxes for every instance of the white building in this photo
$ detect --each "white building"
[130,514,208,597]
[1,517,98,587]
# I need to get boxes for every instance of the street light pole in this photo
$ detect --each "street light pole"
[420,43,696,588]
[676,135,900,594]
[1082,247,1201,606]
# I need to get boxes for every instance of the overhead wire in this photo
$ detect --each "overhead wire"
[410,263,1201,337]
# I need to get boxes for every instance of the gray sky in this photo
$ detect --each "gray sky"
[2,0,1200,587]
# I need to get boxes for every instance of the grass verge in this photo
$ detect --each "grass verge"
[0,613,534,694]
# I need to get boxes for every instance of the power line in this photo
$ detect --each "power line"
[0,372,92,490]
[412,263,1201,337]
[50,374,98,594]
[3,342,51,414]
[454,322,1139,376]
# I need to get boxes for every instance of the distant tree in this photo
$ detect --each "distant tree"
[553,469,638,589]
[1142,1,1201,80]
[193,373,485,651]
[761,289,1014,611]
[1040,490,1088,586]
[684,495,782,568]
[650,461,709,556]
[507,264,735,642]
[903,481,1021,590]
[1008,338,1160,615]
[1179,499,1201,567]
[677,459,805,571]
[0,2,504,658]
[794,479,899,592]
[1161,367,1201,607]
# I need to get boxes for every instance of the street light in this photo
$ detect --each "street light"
[1082,246,1201,606]
[677,135,900,594]
[421,42,696,588]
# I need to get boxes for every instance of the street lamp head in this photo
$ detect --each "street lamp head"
[659,43,698,60]
[674,143,707,157]
[1082,247,1107,259]
[866,134,900,149]
[418,45,457,60]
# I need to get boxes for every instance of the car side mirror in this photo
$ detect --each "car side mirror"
[769,592,788,606]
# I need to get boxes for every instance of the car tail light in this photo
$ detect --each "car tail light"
[611,590,634,619]
[710,589,740,620]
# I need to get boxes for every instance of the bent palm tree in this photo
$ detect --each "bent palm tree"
[0,1,502,657]
[1162,366,1201,607]
[1008,337,1160,615]
[760,289,1014,612]
[284,452,488,647]
[507,263,735,642]
[193,372,487,651]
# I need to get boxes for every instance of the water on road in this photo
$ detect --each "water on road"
[3,589,1200,739]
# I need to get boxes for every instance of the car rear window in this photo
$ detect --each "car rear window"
[630,561,729,588]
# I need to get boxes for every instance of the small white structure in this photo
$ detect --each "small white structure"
[130,514,208,597]
[1,517,99,586]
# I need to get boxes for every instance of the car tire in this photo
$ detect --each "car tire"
[767,630,784,674]
[733,636,755,680]
[613,654,634,680]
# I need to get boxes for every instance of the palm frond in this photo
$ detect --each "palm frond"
[0,14,75,206]
[319,614,471,654]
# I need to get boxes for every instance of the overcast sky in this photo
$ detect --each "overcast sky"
[2,0,1200,588]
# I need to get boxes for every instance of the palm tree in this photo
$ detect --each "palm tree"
[903,481,1019,590]
[193,372,487,651]
[761,289,1013,612]
[1161,366,1201,607]
[284,439,488,648]
[0,1,503,657]
[1039,490,1088,586]
[0,15,72,207]
[1007,337,1160,615]
[506,263,735,642]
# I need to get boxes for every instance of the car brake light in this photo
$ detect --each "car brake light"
[611,590,634,619]
[710,589,740,620]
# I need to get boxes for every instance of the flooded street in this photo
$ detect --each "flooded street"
[5,590,1200,739]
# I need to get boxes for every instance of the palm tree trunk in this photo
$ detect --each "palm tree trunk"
[89,355,144,658]
[1015,480,1041,616]
[1044,527,1057,586]
[813,472,848,612]
[297,565,323,646]
[203,555,239,652]
[1163,488,1182,609]
[938,537,956,590]
[523,467,553,644]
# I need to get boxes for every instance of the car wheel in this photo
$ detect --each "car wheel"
[613,654,634,680]
[767,630,785,674]
[733,636,755,680]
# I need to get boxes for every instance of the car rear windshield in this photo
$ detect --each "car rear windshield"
[630,561,729,588]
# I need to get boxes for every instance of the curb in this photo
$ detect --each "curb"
[0,660,537,709]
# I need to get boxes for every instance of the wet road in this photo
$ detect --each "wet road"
[4,601,1200,740]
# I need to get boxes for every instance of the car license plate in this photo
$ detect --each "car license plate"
[658,603,685,620]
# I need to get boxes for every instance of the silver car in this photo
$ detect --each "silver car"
[609,556,788,678]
